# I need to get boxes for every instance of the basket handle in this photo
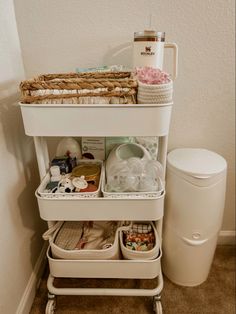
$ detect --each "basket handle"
[117,226,132,233]
[42,221,63,241]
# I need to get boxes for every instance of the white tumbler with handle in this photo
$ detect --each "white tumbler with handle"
[133,30,178,80]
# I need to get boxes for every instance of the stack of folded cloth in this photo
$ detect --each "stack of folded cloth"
[54,221,118,251]
[123,223,155,251]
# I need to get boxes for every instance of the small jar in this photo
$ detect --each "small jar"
[72,164,101,186]
[133,30,165,69]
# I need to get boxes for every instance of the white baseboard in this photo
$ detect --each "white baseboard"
[16,243,47,314]
[218,230,236,245]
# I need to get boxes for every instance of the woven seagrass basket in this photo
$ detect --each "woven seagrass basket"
[20,72,138,104]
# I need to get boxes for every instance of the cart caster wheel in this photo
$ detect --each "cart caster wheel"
[153,296,162,314]
[45,299,56,314]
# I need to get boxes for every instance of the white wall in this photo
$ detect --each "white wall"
[0,1,45,313]
[13,0,235,233]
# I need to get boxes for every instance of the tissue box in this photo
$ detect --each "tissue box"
[81,137,105,160]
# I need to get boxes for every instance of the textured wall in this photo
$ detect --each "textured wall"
[0,1,46,313]
[14,0,235,230]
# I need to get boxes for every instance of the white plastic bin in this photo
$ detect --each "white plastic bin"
[162,148,227,286]
[119,222,160,260]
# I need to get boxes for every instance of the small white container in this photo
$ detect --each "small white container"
[120,222,160,260]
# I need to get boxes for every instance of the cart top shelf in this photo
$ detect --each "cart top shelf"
[19,102,173,137]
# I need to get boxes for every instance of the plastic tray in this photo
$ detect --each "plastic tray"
[37,160,103,199]
[102,176,164,199]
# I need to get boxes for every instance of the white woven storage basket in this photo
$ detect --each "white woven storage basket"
[119,221,160,260]
[43,221,121,260]
[137,80,173,104]
[37,160,103,199]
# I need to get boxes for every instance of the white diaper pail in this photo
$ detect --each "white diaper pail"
[162,148,227,286]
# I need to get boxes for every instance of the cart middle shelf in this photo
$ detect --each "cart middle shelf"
[36,190,165,221]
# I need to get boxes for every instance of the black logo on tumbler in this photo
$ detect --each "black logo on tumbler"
[141,46,154,56]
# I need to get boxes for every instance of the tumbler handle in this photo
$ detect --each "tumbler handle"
[164,42,178,80]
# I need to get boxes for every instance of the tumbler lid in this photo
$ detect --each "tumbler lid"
[134,30,165,41]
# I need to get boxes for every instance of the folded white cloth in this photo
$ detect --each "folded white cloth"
[54,221,83,250]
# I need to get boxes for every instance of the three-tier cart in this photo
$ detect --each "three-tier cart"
[19,101,173,314]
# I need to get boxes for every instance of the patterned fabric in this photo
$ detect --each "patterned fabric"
[135,137,158,161]
[131,223,152,234]
[124,223,155,251]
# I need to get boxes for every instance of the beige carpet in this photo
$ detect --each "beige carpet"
[30,245,235,314]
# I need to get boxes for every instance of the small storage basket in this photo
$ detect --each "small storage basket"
[102,170,164,199]
[120,221,160,260]
[20,72,138,105]
[137,80,173,104]
[43,221,121,260]
[37,160,103,199]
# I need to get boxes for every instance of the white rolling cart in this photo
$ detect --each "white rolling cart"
[20,102,173,314]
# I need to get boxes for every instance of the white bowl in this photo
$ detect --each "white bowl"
[106,143,151,175]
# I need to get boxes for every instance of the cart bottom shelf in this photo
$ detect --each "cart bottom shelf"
[47,247,162,279]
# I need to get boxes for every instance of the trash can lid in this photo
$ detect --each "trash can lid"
[167,148,227,177]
